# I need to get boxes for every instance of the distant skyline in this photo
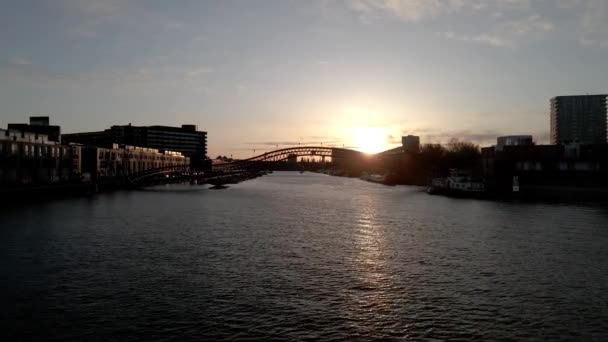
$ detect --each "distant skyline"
[1,0,607,157]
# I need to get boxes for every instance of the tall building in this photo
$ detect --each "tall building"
[62,123,208,167]
[7,116,61,142]
[550,95,607,145]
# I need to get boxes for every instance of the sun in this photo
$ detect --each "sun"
[351,126,388,154]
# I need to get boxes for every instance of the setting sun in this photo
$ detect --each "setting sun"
[351,126,388,154]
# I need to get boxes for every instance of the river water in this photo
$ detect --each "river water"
[1,172,607,341]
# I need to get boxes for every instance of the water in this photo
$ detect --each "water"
[1,172,607,341]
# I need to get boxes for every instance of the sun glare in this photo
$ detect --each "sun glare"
[351,127,388,154]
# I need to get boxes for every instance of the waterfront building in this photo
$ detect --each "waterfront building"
[482,143,608,192]
[402,135,421,153]
[62,123,207,167]
[496,135,533,151]
[80,144,190,181]
[7,116,61,143]
[550,95,607,145]
[1,119,189,186]
[0,128,77,185]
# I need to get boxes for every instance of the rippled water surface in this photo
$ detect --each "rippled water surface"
[1,172,608,341]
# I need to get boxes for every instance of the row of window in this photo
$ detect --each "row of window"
[97,150,187,162]
[0,142,71,158]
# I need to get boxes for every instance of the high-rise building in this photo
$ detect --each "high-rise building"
[62,123,208,167]
[550,95,607,145]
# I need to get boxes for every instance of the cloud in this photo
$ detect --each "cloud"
[62,0,125,40]
[9,57,32,66]
[578,0,608,47]
[186,67,214,78]
[438,31,515,48]
[438,13,554,48]
[346,0,532,23]
[347,1,558,48]
[63,0,123,17]
[505,15,554,36]
[348,0,443,22]
[401,128,548,146]
[401,128,503,146]
[62,0,189,41]
[385,134,401,144]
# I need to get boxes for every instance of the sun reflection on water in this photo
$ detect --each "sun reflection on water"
[345,194,402,335]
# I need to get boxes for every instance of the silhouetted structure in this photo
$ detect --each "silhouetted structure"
[62,123,207,167]
[7,116,61,143]
[402,135,420,153]
[482,143,608,195]
[550,95,607,145]
[496,135,533,151]
[0,128,77,185]
[81,144,189,182]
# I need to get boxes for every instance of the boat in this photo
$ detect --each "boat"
[427,169,486,197]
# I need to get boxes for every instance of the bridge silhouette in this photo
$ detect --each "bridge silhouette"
[127,146,379,187]
[214,146,366,171]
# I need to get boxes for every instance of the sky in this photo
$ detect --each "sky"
[0,0,607,157]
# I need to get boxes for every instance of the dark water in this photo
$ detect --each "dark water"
[1,172,607,341]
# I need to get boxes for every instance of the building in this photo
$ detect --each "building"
[81,144,189,181]
[62,123,207,167]
[496,135,533,151]
[402,135,420,153]
[0,128,77,185]
[1,118,190,187]
[550,95,607,145]
[7,116,61,142]
[482,143,608,193]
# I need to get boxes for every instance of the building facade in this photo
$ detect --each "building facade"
[0,128,78,185]
[2,119,190,186]
[496,135,533,151]
[62,123,207,167]
[7,116,61,142]
[550,95,607,145]
[482,143,608,192]
[81,144,190,181]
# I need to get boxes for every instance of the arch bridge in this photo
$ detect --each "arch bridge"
[214,146,367,171]
[126,146,384,186]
